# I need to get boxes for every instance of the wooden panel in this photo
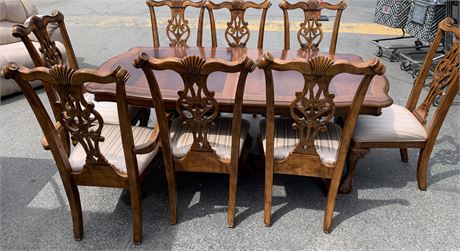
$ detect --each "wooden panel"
[86,47,392,115]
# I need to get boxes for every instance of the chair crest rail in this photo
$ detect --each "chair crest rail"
[206,0,271,48]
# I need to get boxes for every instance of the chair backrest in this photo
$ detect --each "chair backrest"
[258,53,384,170]
[2,63,138,179]
[133,53,255,163]
[12,10,78,69]
[146,0,207,48]
[279,0,346,53]
[206,0,271,48]
[12,10,78,120]
[406,17,459,142]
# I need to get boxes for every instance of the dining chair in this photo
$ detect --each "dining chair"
[146,0,207,47]
[279,0,347,53]
[134,52,256,227]
[12,10,150,125]
[257,52,385,233]
[340,17,460,193]
[206,0,272,48]
[2,63,160,245]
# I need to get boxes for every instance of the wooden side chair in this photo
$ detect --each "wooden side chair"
[279,0,346,53]
[134,53,256,227]
[12,10,150,125]
[340,18,460,193]
[146,0,207,47]
[257,53,385,233]
[205,0,272,48]
[2,63,160,244]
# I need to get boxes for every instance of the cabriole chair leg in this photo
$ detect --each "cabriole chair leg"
[340,148,368,194]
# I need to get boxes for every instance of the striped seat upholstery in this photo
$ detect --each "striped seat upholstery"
[261,117,342,165]
[170,117,250,160]
[69,124,159,174]
[353,104,428,142]
[84,93,145,125]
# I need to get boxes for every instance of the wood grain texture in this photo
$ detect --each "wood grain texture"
[134,52,256,227]
[257,51,385,233]
[341,18,460,193]
[2,63,160,245]
[12,10,149,127]
[206,0,272,48]
[279,0,346,53]
[86,47,393,116]
[146,0,206,47]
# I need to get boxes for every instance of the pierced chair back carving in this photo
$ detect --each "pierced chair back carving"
[279,0,346,53]
[12,11,78,120]
[146,0,207,47]
[2,63,156,244]
[3,64,133,171]
[407,18,459,129]
[258,52,385,232]
[12,10,78,69]
[134,52,256,227]
[13,10,149,127]
[206,0,272,48]
[340,18,459,195]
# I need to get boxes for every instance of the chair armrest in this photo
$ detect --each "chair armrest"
[133,124,160,154]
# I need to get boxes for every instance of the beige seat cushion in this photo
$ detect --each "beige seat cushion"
[353,104,428,142]
[69,124,158,175]
[3,0,27,23]
[170,117,250,160]
[0,21,21,44]
[83,93,146,125]
[83,93,121,125]
[261,117,342,165]
[0,41,67,97]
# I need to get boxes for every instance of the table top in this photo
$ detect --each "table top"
[86,47,393,115]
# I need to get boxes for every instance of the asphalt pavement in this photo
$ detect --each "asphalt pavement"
[1,0,459,250]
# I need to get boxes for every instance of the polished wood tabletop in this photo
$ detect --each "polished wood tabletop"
[86,47,392,115]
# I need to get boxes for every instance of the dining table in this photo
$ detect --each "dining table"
[85,46,393,116]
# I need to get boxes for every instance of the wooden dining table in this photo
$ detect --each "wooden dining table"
[86,47,393,116]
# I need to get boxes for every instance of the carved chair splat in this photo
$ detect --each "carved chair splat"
[206,0,272,48]
[134,52,256,227]
[340,18,460,193]
[2,63,160,245]
[146,0,207,47]
[12,11,150,126]
[258,52,385,233]
[279,0,346,53]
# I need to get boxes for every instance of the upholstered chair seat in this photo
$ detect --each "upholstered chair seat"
[170,117,250,160]
[340,18,459,193]
[69,124,159,174]
[83,93,127,125]
[261,117,341,165]
[353,104,428,143]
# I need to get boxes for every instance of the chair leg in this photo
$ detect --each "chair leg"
[264,160,274,227]
[62,182,83,241]
[417,147,431,191]
[400,148,409,162]
[129,184,143,245]
[164,158,178,225]
[340,148,368,194]
[227,161,239,227]
[323,175,341,233]
[139,108,151,127]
